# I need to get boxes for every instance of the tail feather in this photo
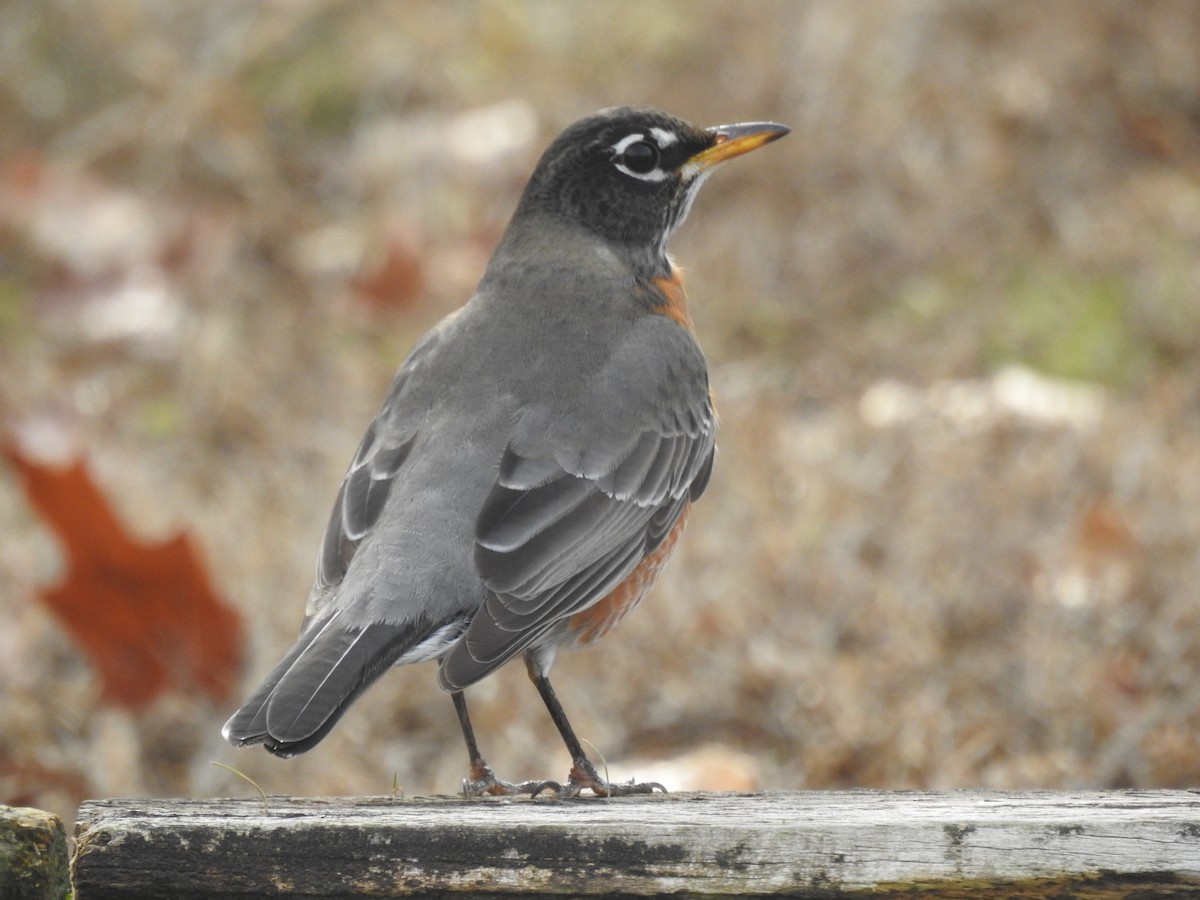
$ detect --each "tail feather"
[221,615,337,747]
[222,615,414,758]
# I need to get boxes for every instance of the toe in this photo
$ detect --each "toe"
[564,764,668,797]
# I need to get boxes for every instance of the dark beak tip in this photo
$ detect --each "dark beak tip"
[710,121,791,140]
[689,119,791,168]
[761,123,791,145]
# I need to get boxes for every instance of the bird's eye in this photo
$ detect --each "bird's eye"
[620,141,660,174]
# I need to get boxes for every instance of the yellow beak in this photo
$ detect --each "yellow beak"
[687,121,791,172]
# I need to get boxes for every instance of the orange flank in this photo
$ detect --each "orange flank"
[568,503,691,646]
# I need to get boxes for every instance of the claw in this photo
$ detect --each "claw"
[461,758,667,799]
[462,762,547,798]
[528,780,565,799]
[460,758,672,801]
[560,759,668,797]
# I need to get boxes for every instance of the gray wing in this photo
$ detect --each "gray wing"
[223,315,466,756]
[311,419,416,613]
[307,309,468,620]
[439,324,715,690]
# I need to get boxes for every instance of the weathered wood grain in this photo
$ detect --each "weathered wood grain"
[72,790,1200,898]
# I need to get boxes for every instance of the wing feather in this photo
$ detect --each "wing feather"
[440,372,714,691]
[314,430,416,596]
[476,470,593,554]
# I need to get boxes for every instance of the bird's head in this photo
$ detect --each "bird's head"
[513,106,789,267]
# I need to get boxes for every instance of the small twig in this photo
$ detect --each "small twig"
[210,761,269,814]
[579,737,611,800]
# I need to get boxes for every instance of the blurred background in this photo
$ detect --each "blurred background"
[3,1,1200,827]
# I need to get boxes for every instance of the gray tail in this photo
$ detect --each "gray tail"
[221,616,414,757]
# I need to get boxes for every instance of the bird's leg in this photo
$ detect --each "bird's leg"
[525,657,667,798]
[452,691,549,797]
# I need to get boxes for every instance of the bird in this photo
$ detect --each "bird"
[222,106,789,797]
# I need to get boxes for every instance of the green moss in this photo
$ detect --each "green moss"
[0,805,70,900]
[139,395,183,439]
[243,13,365,135]
[0,279,26,338]
[983,266,1152,389]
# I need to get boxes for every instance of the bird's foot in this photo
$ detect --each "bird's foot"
[461,758,665,798]
[549,758,667,798]
[461,761,555,798]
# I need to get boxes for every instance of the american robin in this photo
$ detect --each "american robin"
[222,106,788,797]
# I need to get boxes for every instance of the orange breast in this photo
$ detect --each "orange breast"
[644,267,693,331]
[646,266,717,413]
[567,504,691,646]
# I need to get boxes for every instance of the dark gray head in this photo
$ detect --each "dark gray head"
[510,106,789,265]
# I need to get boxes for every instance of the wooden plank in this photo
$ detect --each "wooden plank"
[72,790,1200,898]
[0,804,70,900]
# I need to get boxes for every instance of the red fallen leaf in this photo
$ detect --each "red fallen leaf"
[0,756,89,809]
[3,444,243,708]
[350,228,426,312]
[1076,499,1135,564]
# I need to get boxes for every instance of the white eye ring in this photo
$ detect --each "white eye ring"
[610,132,669,182]
[611,133,646,155]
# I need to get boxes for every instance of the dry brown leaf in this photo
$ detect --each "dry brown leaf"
[4,444,244,708]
